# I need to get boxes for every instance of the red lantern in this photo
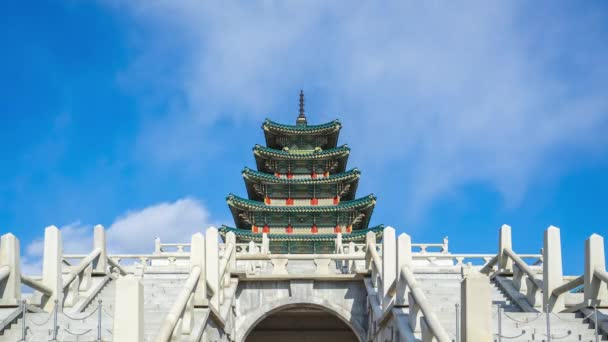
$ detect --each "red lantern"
[333,196,340,205]
[275,172,280,178]
[311,172,317,179]
[311,224,318,234]
[286,224,293,234]
[264,197,271,205]
[286,198,294,205]
[252,225,258,233]
[263,224,270,233]
[324,171,329,177]
[287,172,293,179]
[310,198,318,205]
[346,225,352,233]
[334,225,341,233]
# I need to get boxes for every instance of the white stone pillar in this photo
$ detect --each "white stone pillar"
[113,275,143,342]
[190,232,206,306]
[365,231,376,270]
[154,237,161,254]
[93,225,107,275]
[42,225,63,311]
[382,226,396,310]
[0,233,21,306]
[585,233,608,304]
[498,224,513,272]
[366,230,376,247]
[335,233,343,253]
[543,225,564,312]
[396,232,412,306]
[261,233,269,254]
[226,232,237,274]
[461,272,492,342]
[205,227,220,310]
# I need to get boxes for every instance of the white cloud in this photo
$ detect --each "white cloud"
[106,197,212,253]
[23,197,213,274]
[111,1,608,214]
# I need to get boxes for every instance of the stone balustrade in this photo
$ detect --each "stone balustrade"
[2,223,608,341]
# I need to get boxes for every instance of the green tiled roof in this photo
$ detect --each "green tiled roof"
[242,167,360,185]
[219,224,384,242]
[253,145,349,160]
[226,194,376,213]
[263,119,341,134]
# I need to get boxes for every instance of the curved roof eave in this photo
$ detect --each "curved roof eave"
[226,194,376,213]
[262,119,341,135]
[242,167,360,184]
[253,145,350,160]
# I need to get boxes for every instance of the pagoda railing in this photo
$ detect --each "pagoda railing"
[0,225,126,314]
[153,236,451,256]
[154,227,237,342]
[365,228,452,342]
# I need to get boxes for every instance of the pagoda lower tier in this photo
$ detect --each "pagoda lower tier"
[243,167,360,202]
[219,224,384,254]
[226,194,376,233]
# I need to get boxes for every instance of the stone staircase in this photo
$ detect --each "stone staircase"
[0,274,193,342]
[413,274,606,342]
[84,278,116,313]
[142,273,189,342]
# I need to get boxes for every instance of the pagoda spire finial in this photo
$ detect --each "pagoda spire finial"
[296,90,307,126]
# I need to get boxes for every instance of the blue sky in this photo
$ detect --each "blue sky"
[1,1,607,274]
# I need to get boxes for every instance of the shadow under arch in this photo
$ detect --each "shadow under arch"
[239,298,366,342]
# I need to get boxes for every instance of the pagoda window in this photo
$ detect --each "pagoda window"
[311,183,318,205]
[333,184,340,205]
[287,163,293,179]
[286,184,294,205]
[286,214,293,234]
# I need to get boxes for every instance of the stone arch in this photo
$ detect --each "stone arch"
[237,297,366,342]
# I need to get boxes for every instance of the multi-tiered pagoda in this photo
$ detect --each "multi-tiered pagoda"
[219,91,383,253]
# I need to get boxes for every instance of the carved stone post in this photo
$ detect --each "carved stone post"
[206,227,220,310]
[382,226,396,310]
[498,224,513,273]
[365,231,376,270]
[93,225,107,275]
[262,233,269,254]
[543,226,564,312]
[461,272,492,341]
[396,232,412,306]
[226,232,237,275]
[585,234,608,304]
[190,232,206,306]
[0,233,21,306]
[42,226,63,311]
[113,275,143,342]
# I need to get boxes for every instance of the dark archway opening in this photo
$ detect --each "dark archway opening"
[246,307,358,342]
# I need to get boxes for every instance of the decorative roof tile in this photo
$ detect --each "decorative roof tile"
[226,194,376,213]
[263,119,341,135]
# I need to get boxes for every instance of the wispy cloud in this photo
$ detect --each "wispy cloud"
[23,197,213,274]
[111,1,608,215]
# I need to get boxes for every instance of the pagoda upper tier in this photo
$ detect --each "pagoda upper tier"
[253,144,349,175]
[262,119,342,150]
[242,167,360,202]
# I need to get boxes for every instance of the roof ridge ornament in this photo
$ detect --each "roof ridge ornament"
[296,90,307,126]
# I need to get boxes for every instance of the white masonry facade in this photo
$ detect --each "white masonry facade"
[0,224,607,341]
